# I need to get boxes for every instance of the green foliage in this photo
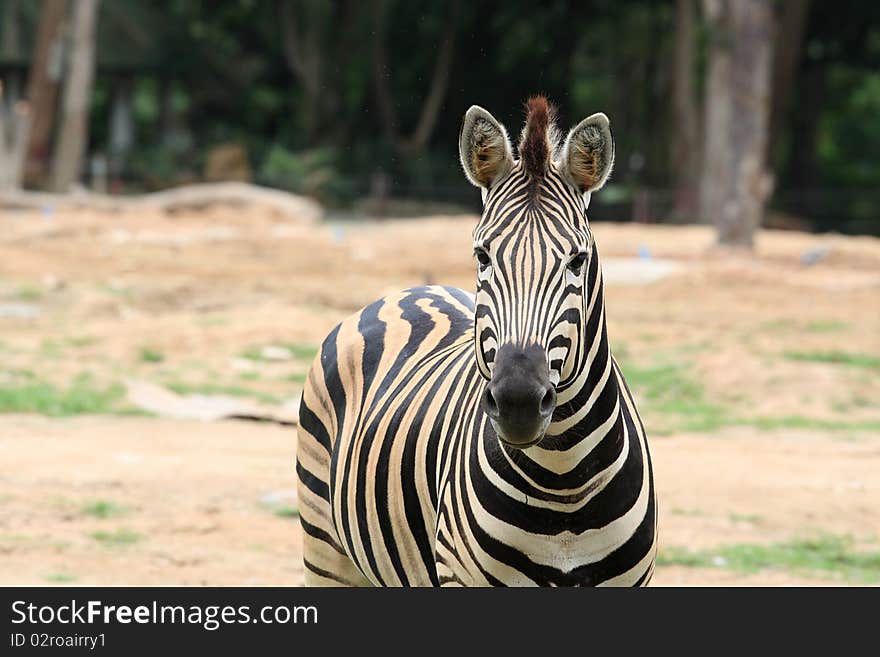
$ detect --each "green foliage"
[45,573,78,583]
[240,343,318,363]
[659,535,880,583]
[743,416,880,433]
[138,347,165,363]
[283,372,307,385]
[164,381,281,405]
[621,356,879,435]
[258,146,355,204]
[16,285,44,301]
[89,529,142,547]
[273,506,300,519]
[805,321,849,333]
[66,336,99,348]
[81,500,129,519]
[784,350,880,371]
[0,374,128,416]
[619,360,728,434]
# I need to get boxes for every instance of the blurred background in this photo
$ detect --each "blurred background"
[0,0,878,587]
[2,0,880,234]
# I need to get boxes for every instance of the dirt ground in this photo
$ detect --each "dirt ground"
[1,203,878,586]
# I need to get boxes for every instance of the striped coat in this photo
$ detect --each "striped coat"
[297,98,657,586]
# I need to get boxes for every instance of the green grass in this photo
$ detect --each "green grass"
[0,374,128,416]
[622,356,880,436]
[165,381,281,405]
[670,508,709,517]
[729,512,762,524]
[16,285,44,301]
[805,320,849,333]
[138,347,165,363]
[759,319,797,332]
[283,372,307,385]
[743,416,880,433]
[658,535,880,583]
[620,360,729,434]
[40,339,63,358]
[194,316,229,327]
[89,529,142,547]
[65,336,98,348]
[238,371,261,381]
[273,506,300,519]
[241,342,319,363]
[784,350,880,371]
[45,573,78,583]
[81,500,128,519]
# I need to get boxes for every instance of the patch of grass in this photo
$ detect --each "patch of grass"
[195,316,229,327]
[659,535,880,583]
[729,512,762,524]
[670,508,709,517]
[743,416,880,433]
[805,320,849,333]
[89,529,142,547]
[759,319,797,332]
[657,547,715,568]
[0,374,128,416]
[784,350,880,371]
[138,346,165,363]
[240,346,265,361]
[165,381,281,405]
[283,372,307,385]
[4,368,36,381]
[286,342,319,361]
[66,336,97,348]
[45,573,78,583]
[81,500,128,519]
[621,360,728,434]
[273,506,300,519]
[40,339,63,358]
[240,342,319,363]
[17,285,44,301]
[238,371,261,381]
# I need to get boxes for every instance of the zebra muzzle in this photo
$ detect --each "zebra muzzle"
[482,343,556,448]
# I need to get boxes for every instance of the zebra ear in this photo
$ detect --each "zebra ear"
[558,112,615,193]
[459,105,515,190]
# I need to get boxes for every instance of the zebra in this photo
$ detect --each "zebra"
[296,96,657,586]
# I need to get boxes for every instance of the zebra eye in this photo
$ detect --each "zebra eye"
[567,251,588,275]
[474,247,492,269]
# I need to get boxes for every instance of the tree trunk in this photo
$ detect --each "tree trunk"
[0,83,32,191]
[699,0,774,248]
[23,0,66,187]
[280,0,327,145]
[51,0,100,193]
[670,0,700,221]
[767,0,810,167]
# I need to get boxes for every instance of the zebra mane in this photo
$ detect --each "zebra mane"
[518,96,559,187]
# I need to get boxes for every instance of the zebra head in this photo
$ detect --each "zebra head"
[458,96,614,448]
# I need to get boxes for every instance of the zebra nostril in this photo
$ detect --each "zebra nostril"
[482,387,500,419]
[539,387,556,417]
